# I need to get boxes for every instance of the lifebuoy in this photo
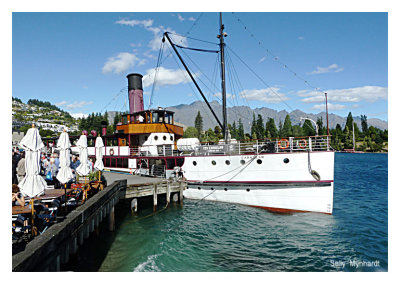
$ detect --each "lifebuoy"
[278,139,289,150]
[110,149,114,156]
[298,139,307,149]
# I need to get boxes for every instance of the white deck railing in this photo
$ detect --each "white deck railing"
[129,135,331,157]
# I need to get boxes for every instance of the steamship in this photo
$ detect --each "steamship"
[44,14,335,214]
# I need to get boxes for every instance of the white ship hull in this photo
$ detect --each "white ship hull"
[182,151,335,214]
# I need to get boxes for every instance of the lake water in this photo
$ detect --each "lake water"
[63,152,388,272]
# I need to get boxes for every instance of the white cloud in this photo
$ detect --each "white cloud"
[56,100,68,107]
[212,92,235,100]
[308,63,344,74]
[239,88,289,104]
[177,14,185,22]
[142,67,195,88]
[102,52,140,74]
[115,19,154,28]
[188,17,196,22]
[298,86,388,103]
[65,101,93,110]
[298,36,305,40]
[116,17,187,51]
[71,113,89,119]
[312,103,345,111]
[259,56,266,63]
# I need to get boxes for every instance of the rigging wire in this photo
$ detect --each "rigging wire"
[169,45,217,126]
[148,39,166,109]
[99,87,127,114]
[142,13,206,87]
[231,12,326,96]
[227,45,317,134]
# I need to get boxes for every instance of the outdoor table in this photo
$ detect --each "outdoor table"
[12,205,33,215]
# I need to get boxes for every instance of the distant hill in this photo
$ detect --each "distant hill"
[12,98,79,131]
[166,100,388,132]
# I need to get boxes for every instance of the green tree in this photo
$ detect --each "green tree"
[251,113,257,137]
[183,126,199,138]
[214,125,222,139]
[292,125,304,137]
[361,115,368,135]
[345,112,354,132]
[194,111,203,139]
[237,119,245,140]
[205,128,217,142]
[265,118,278,138]
[278,120,283,137]
[302,120,316,136]
[281,115,293,137]
[231,121,238,139]
[256,114,265,139]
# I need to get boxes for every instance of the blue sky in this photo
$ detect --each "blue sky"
[12,12,388,121]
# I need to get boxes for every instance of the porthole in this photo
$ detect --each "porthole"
[211,187,214,190]
[240,160,245,165]
[284,158,289,164]
[224,188,228,191]
[144,136,148,141]
[170,136,174,141]
[163,135,167,141]
[193,161,197,166]
[212,160,216,165]
[154,135,158,141]
[257,159,262,164]
[198,187,201,190]
[246,188,250,192]
[225,160,230,165]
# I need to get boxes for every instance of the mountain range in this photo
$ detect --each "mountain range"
[164,100,388,133]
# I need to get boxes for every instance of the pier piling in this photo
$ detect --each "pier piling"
[153,184,158,211]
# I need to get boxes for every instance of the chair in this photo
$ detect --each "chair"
[34,199,60,234]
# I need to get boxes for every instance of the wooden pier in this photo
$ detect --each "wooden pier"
[12,174,186,271]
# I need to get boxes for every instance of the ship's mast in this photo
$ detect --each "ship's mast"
[218,12,228,142]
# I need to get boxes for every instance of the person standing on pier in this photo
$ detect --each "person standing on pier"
[70,155,81,175]
[12,150,19,185]
[16,151,26,183]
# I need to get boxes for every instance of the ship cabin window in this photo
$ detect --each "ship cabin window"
[152,112,159,123]
[165,113,172,124]
[122,115,128,125]
[106,138,118,146]
[146,112,151,124]
[176,158,184,167]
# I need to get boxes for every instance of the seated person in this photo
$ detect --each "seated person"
[12,184,25,206]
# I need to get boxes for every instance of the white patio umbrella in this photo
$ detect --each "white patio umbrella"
[56,130,74,184]
[18,125,47,198]
[75,134,90,177]
[94,136,104,171]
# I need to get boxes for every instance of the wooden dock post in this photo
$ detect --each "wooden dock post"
[166,181,170,205]
[172,193,178,203]
[179,181,183,205]
[153,184,158,211]
[131,198,138,214]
